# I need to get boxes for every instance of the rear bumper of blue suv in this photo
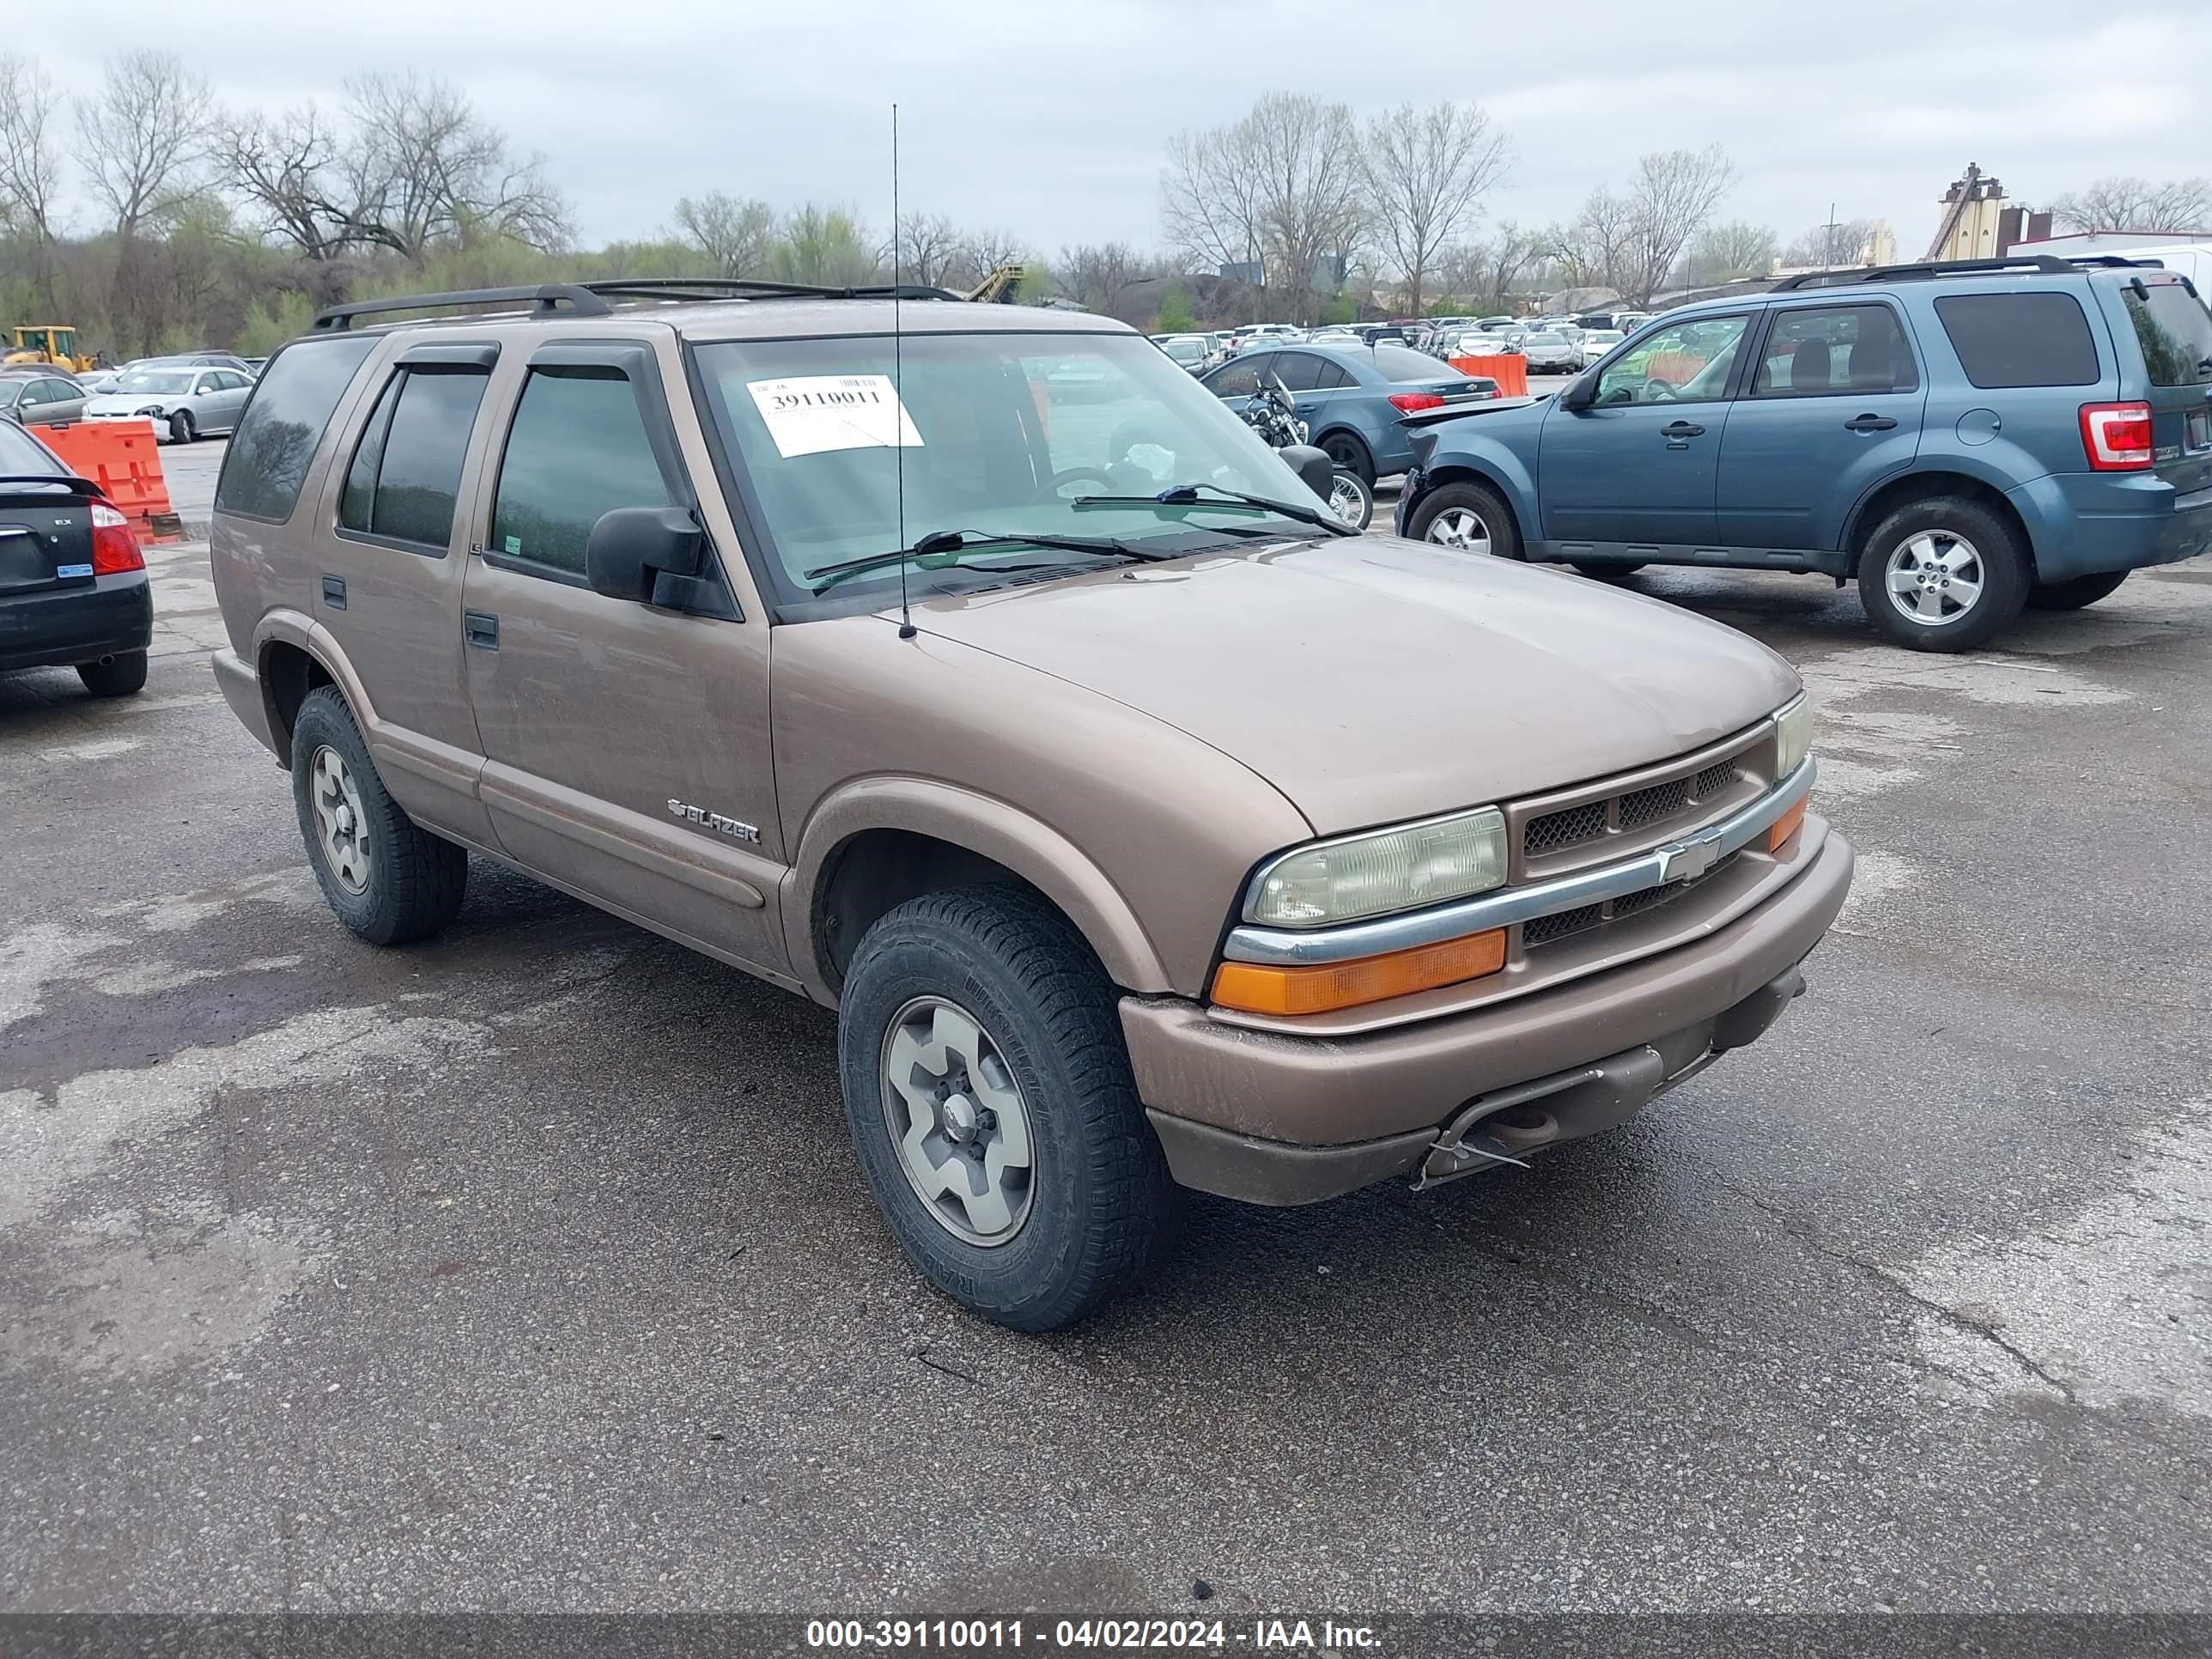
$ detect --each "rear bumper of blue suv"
[2008,471,2212,581]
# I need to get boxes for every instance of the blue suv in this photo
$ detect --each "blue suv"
[1395,256,2212,650]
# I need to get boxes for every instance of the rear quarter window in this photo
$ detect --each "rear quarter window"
[1932,292,2100,389]
[2123,282,2212,387]
[214,337,379,522]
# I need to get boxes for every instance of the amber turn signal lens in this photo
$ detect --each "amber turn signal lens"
[1768,797,1808,853]
[1212,928,1507,1017]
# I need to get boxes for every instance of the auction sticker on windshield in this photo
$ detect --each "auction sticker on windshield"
[747,375,923,459]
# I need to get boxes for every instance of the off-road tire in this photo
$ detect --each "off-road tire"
[838,885,1178,1331]
[1407,480,1522,560]
[76,651,147,697]
[1856,495,2029,653]
[289,686,467,945]
[2027,570,2130,611]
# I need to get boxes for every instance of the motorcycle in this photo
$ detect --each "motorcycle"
[1240,374,1374,532]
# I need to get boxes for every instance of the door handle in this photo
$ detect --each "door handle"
[1844,414,1898,432]
[1659,420,1705,438]
[464,611,499,650]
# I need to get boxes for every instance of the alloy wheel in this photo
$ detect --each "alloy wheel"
[309,744,372,895]
[879,995,1036,1247]
[1884,531,1984,627]
[1425,506,1492,556]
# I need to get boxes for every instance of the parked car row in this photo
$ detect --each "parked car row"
[0,351,259,442]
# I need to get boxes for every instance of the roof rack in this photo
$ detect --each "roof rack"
[1770,255,2076,292]
[311,276,965,332]
[313,284,611,331]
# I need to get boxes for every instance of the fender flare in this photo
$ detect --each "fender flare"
[782,775,1175,1001]
[249,608,374,763]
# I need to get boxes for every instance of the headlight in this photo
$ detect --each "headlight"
[1247,806,1509,928]
[1774,695,1814,779]
[137,404,163,416]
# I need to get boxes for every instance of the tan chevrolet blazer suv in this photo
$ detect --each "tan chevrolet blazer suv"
[208,278,1853,1329]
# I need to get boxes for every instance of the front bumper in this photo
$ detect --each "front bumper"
[0,572,151,672]
[1124,828,1852,1205]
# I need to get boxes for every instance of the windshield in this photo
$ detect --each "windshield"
[696,331,1325,612]
[116,371,195,394]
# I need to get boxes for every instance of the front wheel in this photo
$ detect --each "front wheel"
[1326,467,1374,531]
[1856,497,2029,652]
[167,409,196,444]
[838,886,1178,1331]
[2027,570,2129,611]
[1406,480,1522,560]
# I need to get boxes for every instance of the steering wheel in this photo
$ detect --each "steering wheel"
[1642,379,1680,403]
[1036,465,1119,501]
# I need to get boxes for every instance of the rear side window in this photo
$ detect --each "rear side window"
[490,368,672,577]
[214,337,378,522]
[2123,281,2212,387]
[1753,304,1919,396]
[1933,293,2100,389]
[338,368,489,550]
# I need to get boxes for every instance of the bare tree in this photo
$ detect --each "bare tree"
[76,50,212,241]
[1687,220,1779,283]
[1620,146,1736,303]
[1550,189,1638,292]
[216,103,350,259]
[338,72,570,258]
[952,227,1027,289]
[1360,100,1513,315]
[1161,92,1366,322]
[1056,241,1143,314]
[1781,216,1870,269]
[890,211,967,287]
[1467,222,1543,309]
[0,52,65,242]
[2051,175,2212,234]
[673,191,777,276]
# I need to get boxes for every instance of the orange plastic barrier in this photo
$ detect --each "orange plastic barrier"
[1644,351,1709,387]
[1449,354,1528,398]
[28,419,184,541]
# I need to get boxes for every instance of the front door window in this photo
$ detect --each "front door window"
[1595,315,1750,406]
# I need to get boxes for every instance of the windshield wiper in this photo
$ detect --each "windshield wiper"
[803,528,1174,595]
[1069,483,1357,537]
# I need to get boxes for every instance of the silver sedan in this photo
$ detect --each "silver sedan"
[1517,330,1584,374]
[82,365,256,444]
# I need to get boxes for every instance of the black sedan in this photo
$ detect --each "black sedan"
[0,419,151,697]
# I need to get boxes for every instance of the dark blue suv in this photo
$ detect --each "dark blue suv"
[1395,256,2212,650]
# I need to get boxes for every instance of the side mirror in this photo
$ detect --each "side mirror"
[586,505,705,605]
[1559,374,1596,412]
[1281,443,1335,502]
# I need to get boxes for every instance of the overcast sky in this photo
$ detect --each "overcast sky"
[49,0,2207,264]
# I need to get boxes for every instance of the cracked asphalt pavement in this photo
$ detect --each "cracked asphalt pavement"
[4,441,2209,1613]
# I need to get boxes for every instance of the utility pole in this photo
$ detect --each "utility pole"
[1824,201,1840,267]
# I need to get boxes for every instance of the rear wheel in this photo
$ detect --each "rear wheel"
[1319,430,1375,486]
[167,409,196,445]
[76,651,147,698]
[2027,569,2129,611]
[1326,468,1374,531]
[1407,481,1521,560]
[838,886,1178,1331]
[289,686,468,945]
[1856,496,2028,653]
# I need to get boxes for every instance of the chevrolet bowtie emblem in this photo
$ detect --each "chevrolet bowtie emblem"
[1656,833,1720,883]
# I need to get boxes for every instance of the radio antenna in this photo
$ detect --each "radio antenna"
[891,103,915,641]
